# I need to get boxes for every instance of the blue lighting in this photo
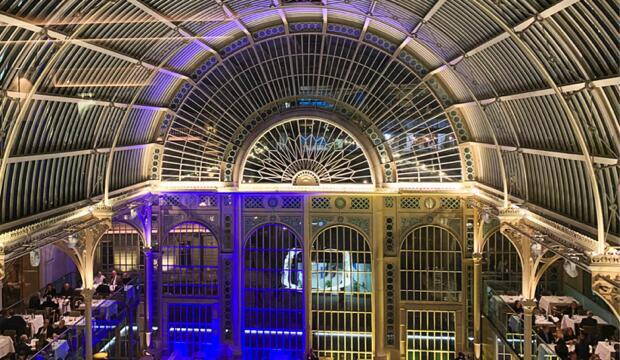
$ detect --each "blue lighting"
[243,329,303,336]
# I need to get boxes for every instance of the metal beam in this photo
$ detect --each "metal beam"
[6,143,157,164]
[126,0,220,57]
[451,76,620,107]
[467,141,618,166]
[5,90,172,112]
[427,0,583,76]
[0,11,190,81]
[411,0,447,34]
[215,0,253,40]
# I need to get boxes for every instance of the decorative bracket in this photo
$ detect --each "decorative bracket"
[590,250,620,319]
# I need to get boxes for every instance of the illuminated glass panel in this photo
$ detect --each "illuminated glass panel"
[312,226,372,360]
[243,224,304,359]
[400,226,462,302]
[167,303,217,356]
[407,310,455,360]
[96,222,143,273]
[242,118,372,185]
[162,222,218,297]
[483,231,522,290]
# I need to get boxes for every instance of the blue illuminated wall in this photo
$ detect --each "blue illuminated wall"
[242,224,305,360]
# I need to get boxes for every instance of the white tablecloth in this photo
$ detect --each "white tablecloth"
[59,316,84,327]
[560,314,608,331]
[18,314,45,337]
[535,314,556,326]
[595,341,620,360]
[499,295,523,305]
[0,335,15,358]
[539,296,577,314]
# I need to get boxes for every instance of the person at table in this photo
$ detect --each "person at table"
[613,344,620,360]
[563,327,577,342]
[537,326,556,344]
[94,271,106,287]
[109,270,121,291]
[59,282,74,298]
[15,334,35,357]
[563,301,581,317]
[580,311,598,327]
[41,295,58,310]
[0,310,28,336]
[28,291,42,310]
[453,352,466,360]
[42,283,56,298]
[121,272,132,285]
[514,300,524,315]
[574,333,590,359]
[36,318,54,339]
[54,319,68,336]
[555,332,570,360]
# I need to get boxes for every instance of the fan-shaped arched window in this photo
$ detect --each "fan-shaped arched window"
[243,224,304,359]
[312,225,373,359]
[162,222,219,297]
[400,225,462,302]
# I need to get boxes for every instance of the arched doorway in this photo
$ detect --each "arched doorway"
[311,225,373,359]
[242,223,304,359]
[162,222,219,356]
[400,225,463,359]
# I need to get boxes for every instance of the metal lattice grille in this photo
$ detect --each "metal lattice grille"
[312,226,372,360]
[243,224,304,359]
[242,118,372,185]
[483,231,522,290]
[96,222,143,274]
[167,303,217,356]
[162,222,219,297]
[406,310,456,360]
[400,226,462,302]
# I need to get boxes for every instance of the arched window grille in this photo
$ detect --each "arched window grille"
[406,310,456,359]
[242,224,304,359]
[96,222,143,274]
[162,222,218,297]
[400,226,462,302]
[312,226,373,360]
[482,231,522,290]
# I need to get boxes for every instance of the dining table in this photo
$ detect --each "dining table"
[595,341,620,360]
[0,335,14,358]
[539,296,577,314]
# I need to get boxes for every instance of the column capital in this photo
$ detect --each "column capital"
[81,288,95,300]
[472,252,483,263]
[522,299,536,313]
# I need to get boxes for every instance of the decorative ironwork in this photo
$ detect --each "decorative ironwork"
[242,119,372,185]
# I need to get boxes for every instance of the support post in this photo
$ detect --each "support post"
[144,249,155,347]
[82,288,95,359]
[522,299,536,360]
[372,197,386,359]
[472,252,483,359]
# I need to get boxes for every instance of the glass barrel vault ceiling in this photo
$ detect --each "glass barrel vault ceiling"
[0,0,617,242]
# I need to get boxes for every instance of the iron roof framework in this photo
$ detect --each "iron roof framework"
[0,0,617,246]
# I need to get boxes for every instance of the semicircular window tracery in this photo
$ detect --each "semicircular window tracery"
[241,118,373,185]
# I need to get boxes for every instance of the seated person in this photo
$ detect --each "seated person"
[574,333,590,359]
[121,272,132,285]
[59,282,74,298]
[15,334,35,357]
[28,292,42,310]
[514,300,524,315]
[537,326,555,344]
[53,319,68,336]
[580,311,598,327]
[108,270,121,291]
[41,295,58,310]
[563,301,581,317]
[2,310,28,336]
[36,318,54,339]
[563,327,577,342]
[555,332,570,360]
[94,271,106,287]
[613,344,620,360]
[42,283,56,298]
